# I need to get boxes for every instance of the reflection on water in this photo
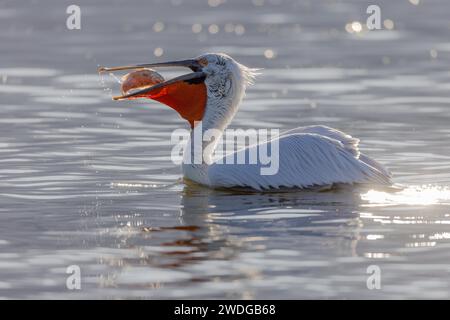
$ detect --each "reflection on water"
[1,0,450,299]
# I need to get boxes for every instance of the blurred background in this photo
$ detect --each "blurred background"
[1,0,450,299]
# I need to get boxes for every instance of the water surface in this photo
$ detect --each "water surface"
[1,0,450,299]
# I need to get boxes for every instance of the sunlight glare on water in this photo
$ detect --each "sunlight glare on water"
[362,185,450,207]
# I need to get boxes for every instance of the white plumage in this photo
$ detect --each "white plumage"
[208,126,391,190]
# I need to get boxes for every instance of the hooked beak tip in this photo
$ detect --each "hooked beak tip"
[97,66,108,73]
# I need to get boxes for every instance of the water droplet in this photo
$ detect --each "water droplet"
[153,21,165,33]
[351,21,362,33]
[192,23,202,33]
[264,49,276,59]
[154,47,164,57]
[383,19,394,30]
[208,0,223,7]
[234,24,245,35]
[430,49,438,59]
[208,24,219,34]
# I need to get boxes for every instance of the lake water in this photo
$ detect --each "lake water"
[2,0,450,299]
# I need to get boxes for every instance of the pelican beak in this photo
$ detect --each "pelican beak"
[97,59,202,73]
[98,59,207,128]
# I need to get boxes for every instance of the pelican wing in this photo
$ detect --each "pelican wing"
[280,125,360,156]
[281,125,392,177]
[208,130,391,190]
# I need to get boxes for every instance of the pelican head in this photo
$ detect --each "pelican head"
[99,53,256,128]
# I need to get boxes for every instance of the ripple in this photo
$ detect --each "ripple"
[0,68,59,77]
[33,96,104,105]
[116,267,190,284]
[213,208,323,220]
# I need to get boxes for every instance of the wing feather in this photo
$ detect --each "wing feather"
[208,131,391,190]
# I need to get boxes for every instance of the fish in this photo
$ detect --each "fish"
[120,69,164,95]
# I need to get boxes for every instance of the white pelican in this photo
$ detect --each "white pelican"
[99,53,392,190]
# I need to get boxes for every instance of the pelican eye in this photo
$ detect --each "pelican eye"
[198,58,209,66]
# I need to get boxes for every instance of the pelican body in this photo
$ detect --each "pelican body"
[99,53,392,190]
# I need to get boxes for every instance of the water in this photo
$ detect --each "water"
[1,0,450,299]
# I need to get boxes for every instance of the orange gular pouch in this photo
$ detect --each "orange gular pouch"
[145,79,207,128]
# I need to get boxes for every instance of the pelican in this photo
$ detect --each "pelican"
[99,53,392,190]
